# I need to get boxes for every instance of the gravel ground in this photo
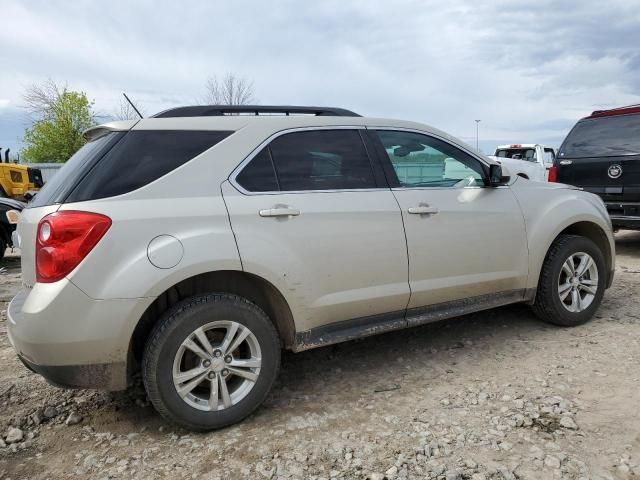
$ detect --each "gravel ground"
[1,232,639,480]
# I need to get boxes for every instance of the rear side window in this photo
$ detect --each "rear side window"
[235,149,279,192]
[29,131,124,208]
[559,114,640,158]
[67,130,232,202]
[236,129,376,192]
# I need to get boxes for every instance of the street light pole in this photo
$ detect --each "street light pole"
[475,119,481,151]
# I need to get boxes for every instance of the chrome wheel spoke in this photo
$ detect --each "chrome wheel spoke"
[579,283,597,295]
[183,338,210,360]
[174,365,207,384]
[571,289,581,312]
[219,375,232,408]
[229,357,262,369]
[226,327,251,355]
[559,282,572,301]
[176,371,208,398]
[227,366,259,382]
[193,327,214,356]
[562,259,575,277]
[219,323,239,353]
[208,377,219,411]
[575,255,593,277]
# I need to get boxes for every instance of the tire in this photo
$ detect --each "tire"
[142,293,281,431]
[0,236,6,261]
[532,234,606,326]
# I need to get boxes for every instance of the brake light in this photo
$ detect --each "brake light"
[548,165,558,183]
[36,211,111,283]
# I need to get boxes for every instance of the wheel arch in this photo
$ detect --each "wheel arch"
[129,270,296,375]
[529,219,614,301]
[556,221,613,285]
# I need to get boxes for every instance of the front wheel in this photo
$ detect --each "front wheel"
[142,293,281,431]
[532,234,606,326]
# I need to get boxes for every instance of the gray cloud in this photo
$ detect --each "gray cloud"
[0,0,638,154]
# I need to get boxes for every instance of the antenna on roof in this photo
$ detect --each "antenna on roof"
[122,93,143,119]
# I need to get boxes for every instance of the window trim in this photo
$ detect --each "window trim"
[366,127,492,190]
[229,126,386,195]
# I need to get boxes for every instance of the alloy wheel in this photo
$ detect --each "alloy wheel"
[172,320,262,411]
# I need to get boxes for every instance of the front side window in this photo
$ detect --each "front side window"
[543,148,556,164]
[376,130,484,188]
[236,129,377,192]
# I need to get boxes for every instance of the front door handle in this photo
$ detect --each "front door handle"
[259,206,301,217]
[408,204,439,215]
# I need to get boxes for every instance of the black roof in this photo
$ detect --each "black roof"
[153,105,361,118]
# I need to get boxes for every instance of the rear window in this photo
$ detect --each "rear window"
[559,114,640,158]
[66,130,232,202]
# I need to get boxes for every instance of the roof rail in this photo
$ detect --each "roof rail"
[589,104,640,118]
[153,105,361,118]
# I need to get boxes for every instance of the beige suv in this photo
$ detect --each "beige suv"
[8,105,615,431]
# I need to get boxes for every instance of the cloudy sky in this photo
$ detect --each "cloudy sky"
[1,0,639,157]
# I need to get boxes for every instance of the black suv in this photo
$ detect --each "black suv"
[553,105,640,229]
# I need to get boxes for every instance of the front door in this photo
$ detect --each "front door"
[369,129,529,316]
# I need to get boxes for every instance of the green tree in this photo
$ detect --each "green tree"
[21,80,96,163]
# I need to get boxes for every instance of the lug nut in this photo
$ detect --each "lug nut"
[222,369,229,377]
[203,360,211,367]
[225,355,232,363]
[208,372,215,379]
[214,350,222,358]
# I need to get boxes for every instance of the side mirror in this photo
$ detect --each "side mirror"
[487,164,510,187]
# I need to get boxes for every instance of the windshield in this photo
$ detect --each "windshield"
[28,132,124,208]
[495,148,537,162]
[559,114,640,158]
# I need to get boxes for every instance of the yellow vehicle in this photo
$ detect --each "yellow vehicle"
[0,149,43,200]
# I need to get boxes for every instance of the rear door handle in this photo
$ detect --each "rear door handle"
[259,207,300,217]
[408,205,439,215]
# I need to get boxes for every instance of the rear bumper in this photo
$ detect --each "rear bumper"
[609,215,640,230]
[16,353,126,390]
[606,202,640,229]
[7,280,149,391]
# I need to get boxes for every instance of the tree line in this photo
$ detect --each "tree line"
[20,74,256,163]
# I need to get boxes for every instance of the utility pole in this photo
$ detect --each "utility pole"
[475,119,481,151]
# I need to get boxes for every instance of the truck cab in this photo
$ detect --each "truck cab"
[491,144,556,181]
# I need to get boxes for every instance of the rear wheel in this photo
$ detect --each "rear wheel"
[532,235,606,326]
[142,293,280,431]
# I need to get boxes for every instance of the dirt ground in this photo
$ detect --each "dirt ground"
[1,232,639,480]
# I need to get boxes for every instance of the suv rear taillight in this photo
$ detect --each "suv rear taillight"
[36,211,111,283]
[548,165,558,182]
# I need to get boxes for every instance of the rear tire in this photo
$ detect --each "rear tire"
[142,293,281,431]
[532,235,606,326]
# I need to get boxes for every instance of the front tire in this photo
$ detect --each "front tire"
[532,235,606,326]
[142,293,281,431]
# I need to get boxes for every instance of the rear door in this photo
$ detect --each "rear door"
[223,128,410,333]
[557,113,640,209]
[368,129,529,318]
